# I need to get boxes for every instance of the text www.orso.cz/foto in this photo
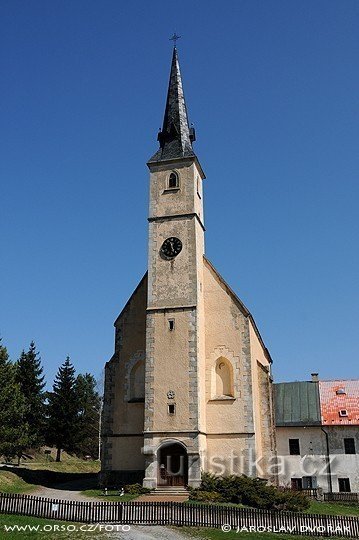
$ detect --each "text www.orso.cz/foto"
[2,523,131,533]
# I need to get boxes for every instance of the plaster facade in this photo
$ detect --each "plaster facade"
[277,425,359,493]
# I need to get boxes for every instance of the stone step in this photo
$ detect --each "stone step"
[155,487,188,490]
[148,488,189,496]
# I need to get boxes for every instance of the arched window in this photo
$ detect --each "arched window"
[130,360,145,402]
[168,172,179,189]
[215,357,234,398]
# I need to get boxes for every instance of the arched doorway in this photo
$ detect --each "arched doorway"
[157,442,188,487]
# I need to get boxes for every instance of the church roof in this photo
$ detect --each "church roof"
[148,47,196,163]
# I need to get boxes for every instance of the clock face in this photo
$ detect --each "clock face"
[160,237,182,259]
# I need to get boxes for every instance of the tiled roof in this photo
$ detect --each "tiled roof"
[274,381,321,426]
[319,380,359,426]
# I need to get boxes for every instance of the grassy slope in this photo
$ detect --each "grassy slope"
[0,449,100,495]
[186,499,359,517]
[14,450,100,474]
[0,471,36,494]
[308,500,359,516]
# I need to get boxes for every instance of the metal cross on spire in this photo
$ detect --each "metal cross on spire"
[169,32,181,48]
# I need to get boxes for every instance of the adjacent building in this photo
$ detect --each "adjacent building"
[275,375,359,493]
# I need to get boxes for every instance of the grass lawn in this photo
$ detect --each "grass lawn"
[0,514,106,539]
[0,449,100,495]
[181,527,346,540]
[14,450,101,474]
[81,488,139,502]
[0,471,36,494]
[307,500,359,517]
[186,498,359,518]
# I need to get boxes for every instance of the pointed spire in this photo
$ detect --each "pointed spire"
[149,47,196,162]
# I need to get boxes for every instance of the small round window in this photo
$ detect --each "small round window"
[168,172,179,189]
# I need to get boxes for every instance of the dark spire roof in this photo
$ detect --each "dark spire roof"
[149,47,196,163]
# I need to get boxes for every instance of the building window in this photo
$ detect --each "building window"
[215,357,234,398]
[168,172,179,189]
[338,478,351,492]
[339,409,348,417]
[302,476,317,489]
[197,176,201,198]
[289,439,300,455]
[168,319,175,331]
[168,403,176,415]
[336,388,346,395]
[129,360,145,402]
[344,438,356,454]
[291,478,302,491]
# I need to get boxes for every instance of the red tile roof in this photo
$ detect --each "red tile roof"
[319,380,359,425]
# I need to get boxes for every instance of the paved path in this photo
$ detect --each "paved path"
[31,477,99,502]
[109,525,194,539]
[31,485,99,502]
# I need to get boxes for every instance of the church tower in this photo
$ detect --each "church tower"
[143,47,206,487]
[101,47,276,489]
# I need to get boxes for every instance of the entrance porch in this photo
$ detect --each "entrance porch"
[142,437,201,490]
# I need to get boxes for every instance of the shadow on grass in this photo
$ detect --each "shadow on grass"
[1,466,99,491]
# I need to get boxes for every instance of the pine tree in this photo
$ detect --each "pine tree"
[0,339,31,464]
[16,341,46,447]
[75,373,101,459]
[46,356,78,462]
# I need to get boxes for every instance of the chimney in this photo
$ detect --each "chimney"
[311,373,319,382]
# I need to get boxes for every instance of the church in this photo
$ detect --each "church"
[101,47,276,489]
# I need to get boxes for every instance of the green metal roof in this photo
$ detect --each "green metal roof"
[274,381,321,426]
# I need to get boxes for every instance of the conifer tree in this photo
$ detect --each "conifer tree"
[16,341,46,447]
[46,356,78,462]
[0,339,30,464]
[75,373,101,459]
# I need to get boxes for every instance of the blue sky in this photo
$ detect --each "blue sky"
[1,0,358,388]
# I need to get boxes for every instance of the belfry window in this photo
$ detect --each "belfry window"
[168,172,179,189]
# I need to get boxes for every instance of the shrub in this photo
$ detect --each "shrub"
[189,490,224,503]
[194,473,309,512]
[275,489,311,512]
[200,472,221,492]
[124,483,151,495]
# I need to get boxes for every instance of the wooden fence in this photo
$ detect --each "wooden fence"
[1,492,359,537]
[301,489,320,499]
[324,492,359,504]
